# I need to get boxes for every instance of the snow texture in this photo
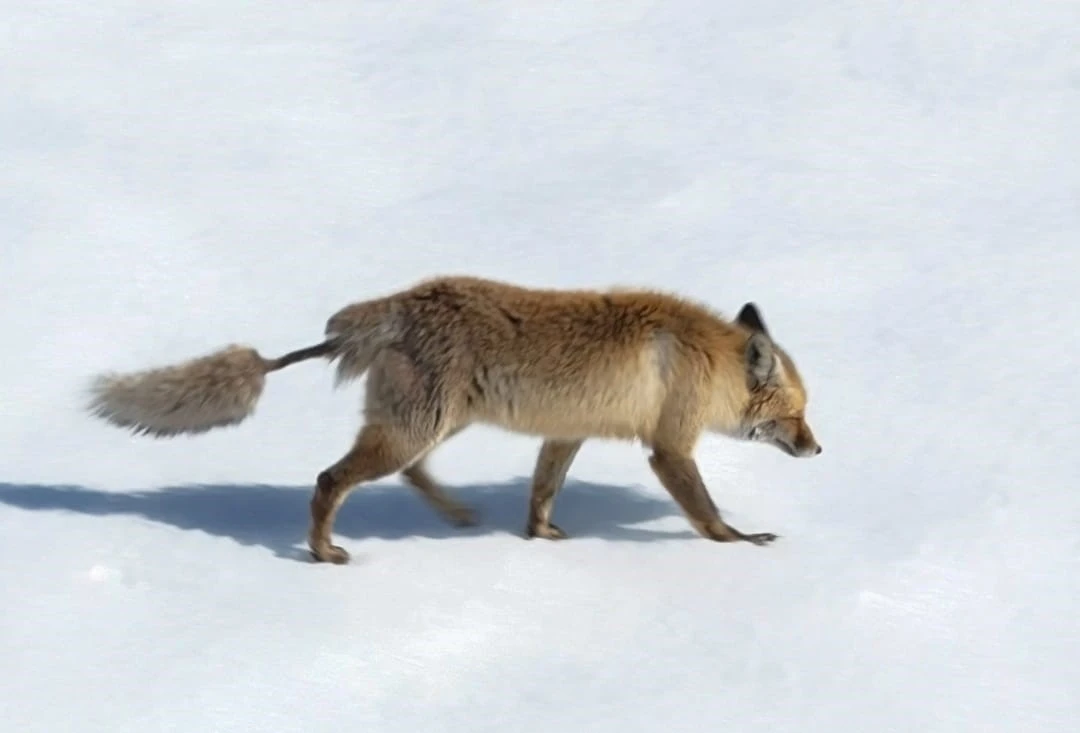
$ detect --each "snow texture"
[2,1,1078,731]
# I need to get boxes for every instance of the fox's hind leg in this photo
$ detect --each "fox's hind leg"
[401,454,477,528]
[309,348,467,563]
[309,423,441,563]
[525,439,584,540]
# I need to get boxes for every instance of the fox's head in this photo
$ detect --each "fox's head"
[735,303,821,458]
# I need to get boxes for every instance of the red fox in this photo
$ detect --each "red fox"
[87,275,821,563]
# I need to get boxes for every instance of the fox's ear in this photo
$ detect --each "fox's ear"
[745,332,777,389]
[736,302,769,336]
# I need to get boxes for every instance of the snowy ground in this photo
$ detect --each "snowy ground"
[2,1,1079,731]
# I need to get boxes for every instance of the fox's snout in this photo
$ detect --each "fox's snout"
[785,434,821,458]
[748,417,821,458]
[794,423,822,458]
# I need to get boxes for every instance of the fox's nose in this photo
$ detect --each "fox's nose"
[815,445,822,455]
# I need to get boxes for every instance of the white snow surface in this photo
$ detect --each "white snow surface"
[2,2,1079,731]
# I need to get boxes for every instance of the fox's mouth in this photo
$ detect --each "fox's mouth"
[773,439,797,457]
[747,425,797,456]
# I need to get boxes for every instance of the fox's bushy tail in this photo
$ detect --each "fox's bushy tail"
[84,341,337,438]
[86,297,395,438]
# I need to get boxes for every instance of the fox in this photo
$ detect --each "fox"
[87,275,821,564]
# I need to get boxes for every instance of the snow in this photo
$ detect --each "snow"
[2,1,1079,730]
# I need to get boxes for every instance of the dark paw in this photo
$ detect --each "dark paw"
[310,543,351,564]
[700,521,779,545]
[525,522,568,540]
[741,532,779,546]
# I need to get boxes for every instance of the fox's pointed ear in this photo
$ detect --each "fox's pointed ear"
[736,302,769,337]
[745,332,777,390]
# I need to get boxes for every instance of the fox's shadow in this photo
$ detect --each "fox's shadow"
[0,478,692,561]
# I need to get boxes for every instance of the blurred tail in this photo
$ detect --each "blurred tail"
[85,340,338,438]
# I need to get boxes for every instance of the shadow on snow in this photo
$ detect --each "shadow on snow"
[0,478,692,561]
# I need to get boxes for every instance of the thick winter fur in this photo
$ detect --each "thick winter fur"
[87,275,821,564]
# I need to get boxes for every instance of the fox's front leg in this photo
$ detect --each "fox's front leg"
[648,449,777,546]
[525,439,584,539]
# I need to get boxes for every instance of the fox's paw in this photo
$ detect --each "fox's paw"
[740,532,779,546]
[698,520,778,546]
[309,542,351,565]
[525,521,568,540]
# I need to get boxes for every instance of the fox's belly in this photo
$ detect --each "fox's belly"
[470,370,666,443]
[463,333,673,442]
[477,407,642,442]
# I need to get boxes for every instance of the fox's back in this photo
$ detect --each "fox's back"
[387,276,739,440]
